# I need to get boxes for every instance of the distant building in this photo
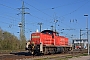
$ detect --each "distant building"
[72,39,88,49]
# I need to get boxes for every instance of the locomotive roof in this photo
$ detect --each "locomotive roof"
[41,30,54,33]
[41,30,59,34]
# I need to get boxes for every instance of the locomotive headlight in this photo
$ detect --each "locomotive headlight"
[26,42,30,48]
[32,52,34,54]
[32,46,34,49]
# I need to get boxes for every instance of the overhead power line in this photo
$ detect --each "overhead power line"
[0,3,18,11]
[61,0,90,17]
[42,0,86,10]
[22,1,53,18]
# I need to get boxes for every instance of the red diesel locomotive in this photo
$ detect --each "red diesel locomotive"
[26,30,72,55]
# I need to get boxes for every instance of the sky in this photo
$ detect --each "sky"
[0,0,90,43]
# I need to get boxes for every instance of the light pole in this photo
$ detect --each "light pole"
[38,23,42,32]
[84,14,89,55]
[54,20,58,32]
[51,25,54,31]
[80,29,82,48]
[80,29,86,49]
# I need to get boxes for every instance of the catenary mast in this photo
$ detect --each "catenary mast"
[18,1,29,48]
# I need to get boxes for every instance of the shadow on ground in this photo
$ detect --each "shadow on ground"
[10,51,32,56]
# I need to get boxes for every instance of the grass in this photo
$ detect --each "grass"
[66,55,73,58]
[0,50,12,53]
[80,53,88,56]
[33,55,72,60]
[58,58,68,60]
[0,49,25,53]
[33,53,89,60]
[34,58,68,60]
[34,59,44,60]
[58,55,73,60]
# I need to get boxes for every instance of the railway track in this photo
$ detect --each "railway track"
[0,49,88,60]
